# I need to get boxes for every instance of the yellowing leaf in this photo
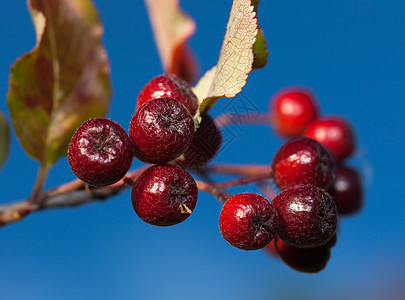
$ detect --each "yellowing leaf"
[209,0,257,98]
[0,111,10,170]
[194,0,259,113]
[144,0,198,83]
[7,0,111,166]
[192,66,217,103]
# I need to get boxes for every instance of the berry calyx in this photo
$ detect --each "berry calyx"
[329,166,363,215]
[272,137,336,190]
[303,116,355,162]
[129,97,195,164]
[68,118,134,187]
[137,73,199,115]
[270,87,319,137]
[271,185,338,248]
[219,193,279,251]
[131,164,198,226]
[173,114,222,172]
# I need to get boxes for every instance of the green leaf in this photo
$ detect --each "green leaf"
[252,28,269,69]
[0,111,10,170]
[7,0,111,166]
[251,1,269,69]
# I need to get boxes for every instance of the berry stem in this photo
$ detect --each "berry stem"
[256,181,278,200]
[195,180,232,204]
[196,172,272,204]
[214,173,272,189]
[208,163,272,176]
[214,112,273,129]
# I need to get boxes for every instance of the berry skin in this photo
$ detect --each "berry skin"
[329,166,363,215]
[219,193,279,251]
[137,73,199,115]
[173,114,222,172]
[304,116,355,162]
[129,97,195,164]
[274,236,333,273]
[272,137,336,190]
[271,87,319,137]
[271,185,338,249]
[131,164,198,226]
[68,118,134,187]
[264,238,279,258]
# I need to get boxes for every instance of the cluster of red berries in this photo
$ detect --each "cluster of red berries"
[68,74,222,227]
[219,88,363,273]
[270,87,362,216]
[67,77,362,273]
[268,88,362,272]
[218,141,338,260]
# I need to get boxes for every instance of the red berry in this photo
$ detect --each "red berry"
[173,114,222,172]
[129,97,195,164]
[131,164,198,226]
[304,116,355,162]
[137,73,199,115]
[272,137,336,190]
[271,87,319,137]
[219,193,279,251]
[68,118,134,187]
[272,185,338,248]
[264,238,279,258]
[274,236,333,273]
[329,166,363,215]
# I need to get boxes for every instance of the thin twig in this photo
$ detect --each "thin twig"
[214,173,272,189]
[215,112,271,129]
[208,163,272,176]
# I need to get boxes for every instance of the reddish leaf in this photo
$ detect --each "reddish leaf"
[7,0,111,166]
[0,111,10,170]
[144,0,199,83]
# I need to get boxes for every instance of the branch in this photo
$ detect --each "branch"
[0,167,148,227]
[0,163,274,227]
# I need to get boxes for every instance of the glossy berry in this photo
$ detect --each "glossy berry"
[272,137,336,190]
[173,114,222,172]
[272,185,338,248]
[131,164,198,226]
[68,118,134,187]
[171,44,198,84]
[274,236,332,273]
[304,116,355,162]
[129,97,195,164]
[137,73,199,115]
[271,87,319,137]
[219,193,279,251]
[264,238,279,258]
[329,166,363,215]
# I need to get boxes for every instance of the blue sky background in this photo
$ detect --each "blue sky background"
[1,1,404,299]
